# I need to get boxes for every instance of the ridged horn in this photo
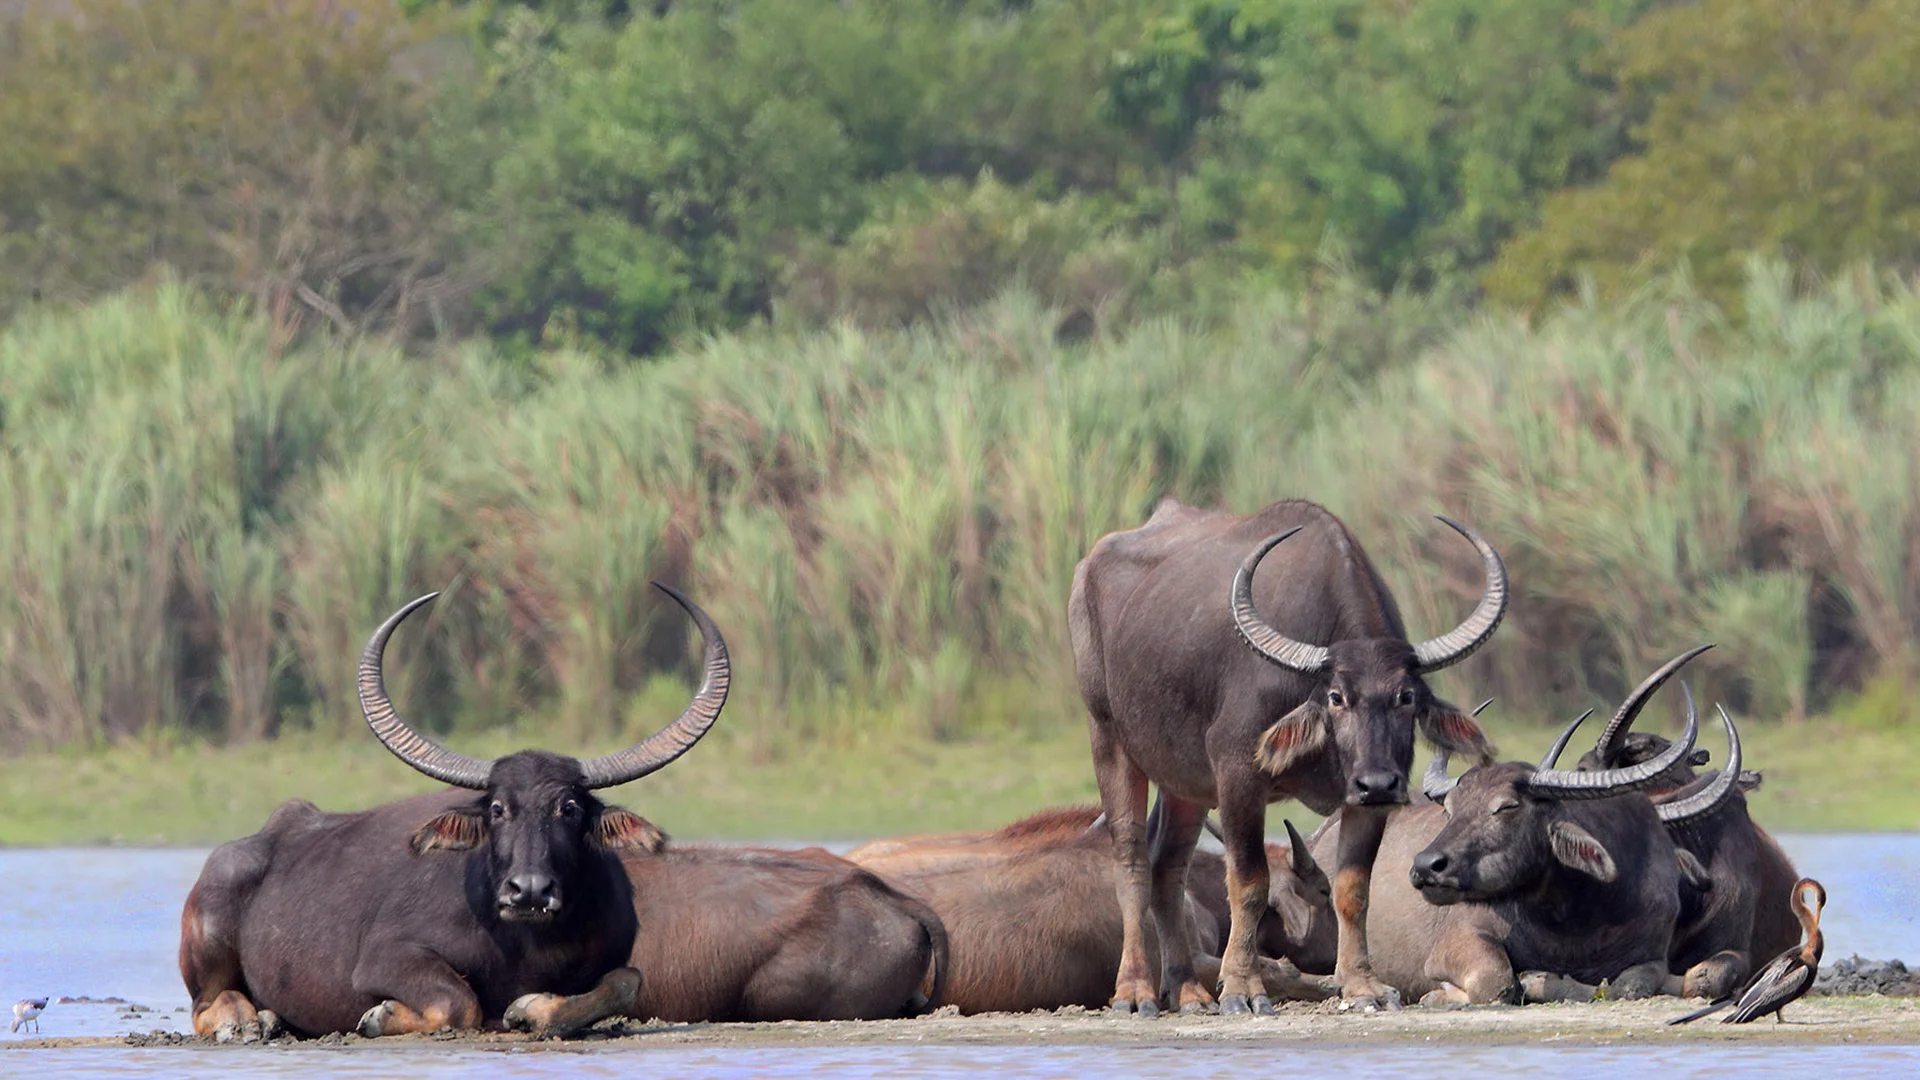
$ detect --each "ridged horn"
[1527,681,1699,800]
[1410,516,1510,673]
[358,592,492,790]
[1539,708,1598,770]
[1422,697,1494,801]
[578,582,732,790]
[1230,526,1328,675]
[1589,644,1715,764]
[1657,704,1743,830]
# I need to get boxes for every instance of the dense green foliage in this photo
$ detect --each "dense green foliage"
[2,266,1916,748]
[1,1,1917,757]
[1490,0,1920,307]
[5,0,1917,344]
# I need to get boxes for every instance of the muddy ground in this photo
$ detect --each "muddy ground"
[10,995,1920,1053]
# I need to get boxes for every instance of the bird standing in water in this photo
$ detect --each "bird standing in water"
[1668,877,1826,1025]
[10,997,49,1034]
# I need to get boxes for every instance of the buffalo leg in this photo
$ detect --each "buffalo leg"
[1423,926,1517,1006]
[1610,960,1669,1000]
[180,858,280,1042]
[1091,719,1158,1016]
[504,966,642,1037]
[1214,778,1275,1015]
[351,947,484,1036]
[1146,792,1213,1012]
[1331,807,1398,1008]
[1194,954,1336,1003]
[1681,950,1751,1000]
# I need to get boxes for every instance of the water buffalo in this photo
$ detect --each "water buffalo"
[613,841,949,1022]
[1319,683,1729,1007]
[1541,646,1801,1000]
[180,582,729,1039]
[1069,497,1507,1013]
[845,805,1334,1013]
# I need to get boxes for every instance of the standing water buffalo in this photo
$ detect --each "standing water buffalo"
[1322,679,1742,1006]
[1070,498,1506,1013]
[845,805,1333,1013]
[1542,647,1801,1000]
[615,840,948,1022]
[180,582,729,1039]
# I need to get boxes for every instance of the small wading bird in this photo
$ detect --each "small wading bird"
[10,997,49,1034]
[1668,877,1827,1025]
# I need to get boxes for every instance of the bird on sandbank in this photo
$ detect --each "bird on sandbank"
[10,997,50,1035]
[1668,876,1826,1025]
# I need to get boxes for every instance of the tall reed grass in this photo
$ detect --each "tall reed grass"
[1,263,1914,748]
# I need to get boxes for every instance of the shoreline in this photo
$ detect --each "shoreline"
[11,998,1920,1051]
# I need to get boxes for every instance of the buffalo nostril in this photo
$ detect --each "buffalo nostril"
[503,873,558,909]
[1413,851,1448,877]
[1353,771,1402,797]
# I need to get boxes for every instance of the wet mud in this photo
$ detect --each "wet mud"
[8,993,1918,1054]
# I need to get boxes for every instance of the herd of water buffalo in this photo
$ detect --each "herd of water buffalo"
[177,497,1826,1040]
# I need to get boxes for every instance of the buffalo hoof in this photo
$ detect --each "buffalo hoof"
[1180,1000,1209,1015]
[1107,995,1161,1019]
[214,1009,283,1045]
[1251,995,1274,1017]
[1219,993,1251,1016]
[505,993,565,1035]
[357,1001,399,1039]
[1337,986,1402,1013]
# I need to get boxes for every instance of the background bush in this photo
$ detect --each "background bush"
[1,0,1917,750]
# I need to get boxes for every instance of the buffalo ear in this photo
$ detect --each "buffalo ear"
[1548,821,1618,883]
[411,808,485,855]
[1422,698,1496,765]
[593,806,668,853]
[1676,848,1713,891]
[1255,700,1329,775]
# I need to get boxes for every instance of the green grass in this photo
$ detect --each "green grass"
[3,265,1919,814]
[3,687,1916,847]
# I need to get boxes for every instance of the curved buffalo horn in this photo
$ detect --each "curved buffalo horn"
[1422,697,1494,801]
[358,592,493,790]
[1409,516,1511,674]
[1284,819,1312,871]
[1538,708,1598,770]
[578,582,732,790]
[1230,526,1327,675]
[1657,704,1743,829]
[1422,750,1458,802]
[1526,682,1700,800]
[1589,643,1715,765]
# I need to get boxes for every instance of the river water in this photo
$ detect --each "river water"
[4,834,1917,1076]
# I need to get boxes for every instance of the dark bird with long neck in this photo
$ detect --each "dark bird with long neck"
[1668,877,1826,1025]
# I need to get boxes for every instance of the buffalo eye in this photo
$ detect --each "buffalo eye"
[1491,799,1519,815]
[1327,689,1346,708]
[489,801,507,822]
[560,799,583,821]
[1397,688,1416,707]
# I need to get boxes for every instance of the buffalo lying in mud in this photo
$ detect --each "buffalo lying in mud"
[1316,677,1747,1006]
[1542,646,1801,1001]
[615,841,948,1022]
[180,583,729,1040]
[845,805,1333,1014]
[1070,497,1507,1013]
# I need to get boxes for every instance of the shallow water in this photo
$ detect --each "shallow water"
[3,834,1917,1074]
[17,1040,1920,1080]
